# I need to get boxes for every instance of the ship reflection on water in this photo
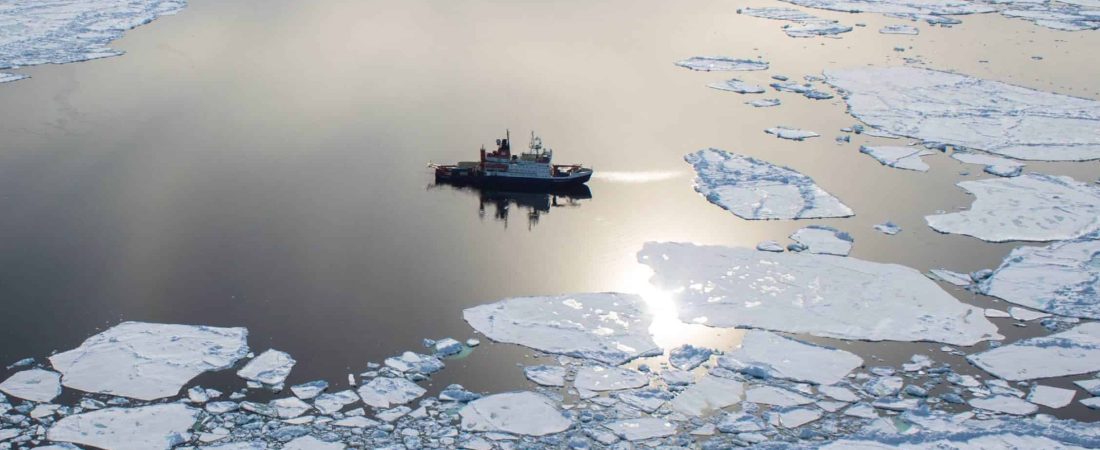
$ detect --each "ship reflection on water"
[431,181,592,229]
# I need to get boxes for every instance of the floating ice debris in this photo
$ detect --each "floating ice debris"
[47,404,197,450]
[738,6,821,21]
[708,78,766,94]
[357,377,425,409]
[1027,385,1075,409]
[999,2,1100,31]
[746,386,815,406]
[925,173,1100,242]
[640,242,1001,345]
[950,151,1025,177]
[985,309,1011,318]
[668,375,744,416]
[459,392,570,436]
[313,390,360,414]
[0,369,61,403]
[333,416,378,428]
[0,0,187,83]
[384,352,444,375]
[283,436,345,450]
[685,149,853,220]
[825,66,1100,161]
[748,98,781,107]
[978,232,1100,319]
[769,81,834,99]
[1008,307,1051,321]
[237,349,295,386]
[756,240,785,252]
[271,397,312,419]
[675,56,769,71]
[968,323,1100,381]
[780,0,991,24]
[880,24,920,34]
[784,21,853,37]
[291,380,329,400]
[662,369,694,386]
[616,389,671,412]
[821,385,860,403]
[859,145,934,172]
[205,401,238,414]
[874,221,902,235]
[777,407,822,427]
[49,322,249,401]
[843,403,878,418]
[463,293,660,365]
[789,225,854,256]
[872,396,919,411]
[1075,378,1100,395]
[604,418,677,441]
[575,366,648,392]
[523,365,566,387]
[737,7,851,38]
[929,269,972,287]
[766,126,820,141]
[433,338,464,357]
[668,344,714,370]
[465,338,480,347]
[718,330,863,385]
[968,395,1038,415]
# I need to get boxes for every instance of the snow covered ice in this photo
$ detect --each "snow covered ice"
[0,0,187,82]
[859,145,934,172]
[1028,385,1075,409]
[925,173,1100,242]
[0,368,61,403]
[685,149,853,220]
[968,395,1038,415]
[707,78,765,94]
[779,0,992,24]
[668,344,713,370]
[825,66,1100,161]
[604,418,677,441]
[950,151,1025,177]
[463,292,661,365]
[357,376,425,408]
[736,7,852,38]
[978,231,1100,319]
[49,322,249,401]
[746,385,814,406]
[789,225,854,256]
[574,366,649,391]
[459,392,570,436]
[47,404,197,450]
[674,56,768,71]
[668,374,744,416]
[639,241,1002,345]
[523,365,566,387]
[718,330,863,385]
[766,126,820,141]
[237,349,295,386]
[785,21,853,38]
[968,322,1100,380]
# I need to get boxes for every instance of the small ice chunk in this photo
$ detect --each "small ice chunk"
[661,369,695,386]
[872,397,919,411]
[979,233,1100,319]
[604,418,677,441]
[789,225,854,256]
[766,126,820,141]
[47,404,198,450]
[1009,307,1051,321]
[777,407,822,428]
[465,338,480,347]
[746,386,814,406]
[332,416,379,428]
[1082,397,1100,409]
[859,145,934,172]
[433,338,464,357]
[205,401,238,414]
[291,380,328,400]
[685,149,853,220]
[384,352,443,375]
[49,322,249,401]
[864,376,904,397]
[357,377,425,408]
[236,349,295,386]
[668,374,744,416]
[748,98,781,107]
[879,24,919,34]
[708,78,766,94]
[968,322,1100,380]
[718,330,863,385]
[271,397,312,419]
[668,344,713,370]
[1073,378,1100,395]
[616,389,671,412]
[874,221,901,235]
[283,436,345,450]
[675,56,769,71]
[929,269,973,287]
[313,390,359,414]
[463,292,661,365]
[820,385,860,402]
[843,403,878,418]
[738,7,821,21]
[785,21,852,38]
[985,309,1011,318]
[574,366,648,391]
[951,151,1025,178]
[523,365,566,387]
[1027,385,1075,409]
[756,240,785,252]
[459,392,570,436]
[0,369,62,403]
[968,395,1038,415]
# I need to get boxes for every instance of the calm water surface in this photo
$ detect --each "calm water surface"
[1,0,1098,420]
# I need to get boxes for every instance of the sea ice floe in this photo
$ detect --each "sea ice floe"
[49,322,249,401]
[675,56,769,71]
[825,66,1100,161]
[1083,397,1100,409]
[738,6,821,21]
[968,395,1038,415]
[820,385,860,402]
[291,380,328,400]
[313,390,360,414]
[997,1,1100,31]
[978,232,1100,319]
[748,98,781,107]
[0,0,187,83]
[780,0,992,24]
[880,24,919,34]
[1027,385,1075,409]
[459,392,570,436]
[1008,307,1051,321]
[0,369,61,403]
[523,365,566,387]
[874,221,902,235]
[770,81,834,100]
[777,407,822,428]
[737,7,852,38]
[985,309,1011,318]
[708,78,766,94]
[685,149,853,220]
[929,269,972,287]
[357,377,425,409]
[384,352,443,375]
[718,330,863,385]
[463,292,660,365]
[271,397,312,419]
[950,151,1025,177]
[859,145,934,172]
[0,73,27,83]
[766,126,820,141]
[1074,378,1100,395]
[47,404,197,450]
[785,21,853,37]
[668,344,713,370]
[668,375,744,416]
[926,173,1100,242]
[746,386,815,406]
[640,242,1001,345]
[283,436,345,450]
[574,366,648,392]
[968,323,1100,381]
[789,225,854,256]
[237,349,295,386]
[604,418,677,441]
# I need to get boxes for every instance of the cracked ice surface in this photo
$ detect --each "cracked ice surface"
[48,322,249,401]
[789,225,854,256]
[718,330,863,385]
[236,349,295,386]
[685,149,853,220]
[968,322,1100,381]
[859,145,934,172]
[825,66,1100,161]
[458,392,570,436]
[979,232,1100,319]
[674,56,769,71]
[463,292,660,365]
[0,0,187,82]
[639,242,1002,345]
[47,404,198,450]
[0,369,61,403]
[925,173,1100,242]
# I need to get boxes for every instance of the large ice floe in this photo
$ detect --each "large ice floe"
[718,330,863,385]
[0,0,187,83]
[685,148,853,220]
[462,293,660,365]
[47,404,198,450]
[736,7,852,38]
[0,368,61,403]
[458,392,570,436]
[48,322,249,401]
[825,66,1100,161]
[968,322,1100,380]
[674,56,768,71]
[859,145,934,172]
[788,225,854,256]
[925,173,1100,242]
[237,349,295,386]
[639,241,1002,345]
[978,231,1100,319]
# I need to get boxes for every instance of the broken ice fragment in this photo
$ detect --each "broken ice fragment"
[523,365,566,387]
[1008,307,1051,321]
[719,330,863,385]
[756,240,785,252]
[668,374,744,416]
[271,397,312,419]
[820,385,860,402]
[765,126,820,141]
[313,390,359,414]
[574,366,648,392]
[433,338,464,357]
[357,377,425,409]
[777,407,822,428]
[978,232,1100,319]
[880,24,919,34]
[874,221,901,235]
[950,151,1025,177]
[49,322,249,401]
[283,436,345,450]
[738,7,820,21]
[291,380,328,400]
[668,344,713,370]
[859,145,933,172]
[789,225,854,256]
[929,269,972,287]
[47,404,198,450]
[968,395,1038,415]
[459,392,570,436]
[746,386,814,406]
[784,21,853,38]
[708,79,766,94]
[604,418,677,441]
[675,56,769,71]
[1027,385,1075,409]
[237,349,295,386]
[968,323,1100,380]
[748,98,781,107]
[685,149,853,220]
[0,369,61,403]
[384,352,444,375]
